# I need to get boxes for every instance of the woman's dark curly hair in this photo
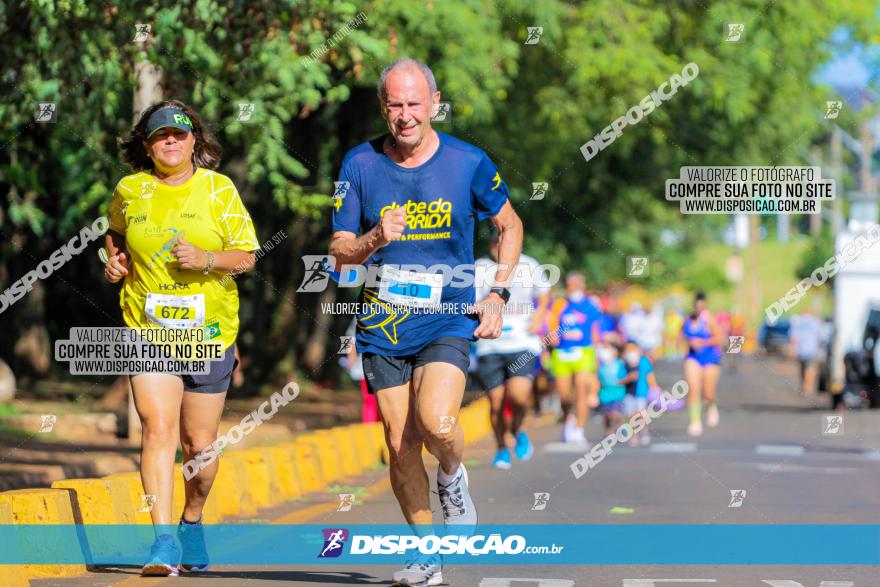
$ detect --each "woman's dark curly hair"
[118,99,222,171]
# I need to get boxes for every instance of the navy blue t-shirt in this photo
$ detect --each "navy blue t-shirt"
[332,131,509,356]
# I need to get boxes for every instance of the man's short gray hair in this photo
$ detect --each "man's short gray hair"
[377,58,437,102]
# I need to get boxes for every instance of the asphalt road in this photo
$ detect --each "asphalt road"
[35,355,880,587]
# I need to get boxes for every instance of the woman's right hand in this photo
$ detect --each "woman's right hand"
[104,252,129,283]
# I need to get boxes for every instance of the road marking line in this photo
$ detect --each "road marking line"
[650,442,697,453]
[755,444,805,456]
[543,442,589,453]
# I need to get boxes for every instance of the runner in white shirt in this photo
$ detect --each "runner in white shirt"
[475,233,550,469]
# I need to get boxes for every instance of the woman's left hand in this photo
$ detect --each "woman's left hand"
[173,234,208,271]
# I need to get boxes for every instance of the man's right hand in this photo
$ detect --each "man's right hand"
[376,206,406,246]
[104,252,129,283]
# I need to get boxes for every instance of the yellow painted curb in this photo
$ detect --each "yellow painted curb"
[220,451,268,516]
[366,422,389,464]
[329,426,362,477]
[0,488,84,579]
[237,449,283,510]
[102,472,152,524]
[290,440,325,493]
[296,434,341,484]
[0,501,30,587]
[51,479,116,525]
[349,423,378,469]
[262,445,303,501]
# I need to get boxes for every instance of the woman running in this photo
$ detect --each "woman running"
[681,291,723,436]
[104,100,259,575]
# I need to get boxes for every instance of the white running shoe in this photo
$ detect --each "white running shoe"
[567,426,587,445]
[438,464,477,530]
[706,404,720,428]
[392,554,443,586]
[561,415,577,442]
[687,421,703,437]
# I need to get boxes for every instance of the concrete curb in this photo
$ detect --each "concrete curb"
[0,396,491,583]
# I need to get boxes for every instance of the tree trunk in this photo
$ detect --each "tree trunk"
[125,32,162,442]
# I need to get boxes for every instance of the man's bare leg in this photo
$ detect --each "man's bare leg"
[375,382,431,525]
[413,362,465,475]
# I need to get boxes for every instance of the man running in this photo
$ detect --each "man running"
[547,272,601,444]
[328,57,523,586]
[475,233,549,470]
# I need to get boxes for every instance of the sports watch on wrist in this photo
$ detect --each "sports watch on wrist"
[489,287,510,304]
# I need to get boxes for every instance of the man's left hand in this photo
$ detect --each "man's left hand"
[473,293,505,339]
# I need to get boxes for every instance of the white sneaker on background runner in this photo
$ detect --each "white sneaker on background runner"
[567,426,587,445]
[562,415,577,442]
[706,404,720,428]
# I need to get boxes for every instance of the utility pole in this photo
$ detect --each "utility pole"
[831,127,843,236]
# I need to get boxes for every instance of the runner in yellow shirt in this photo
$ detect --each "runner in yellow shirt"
[104,100,258,576]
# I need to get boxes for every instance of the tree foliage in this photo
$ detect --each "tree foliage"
[0,0,876,386]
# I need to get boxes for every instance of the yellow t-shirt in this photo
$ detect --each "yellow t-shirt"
[108,168,259,350]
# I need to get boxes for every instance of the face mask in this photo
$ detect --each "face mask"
[597,347,615,364]
[568,291,585,302]
[623,351,640,366]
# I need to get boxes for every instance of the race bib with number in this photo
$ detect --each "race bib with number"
[145,293,206,329]
[377,265,443,309]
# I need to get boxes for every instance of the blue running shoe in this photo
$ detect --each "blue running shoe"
[178,515,210,572]
[514,431,534,461]
[492,447,512,470]
[141,534,180,576]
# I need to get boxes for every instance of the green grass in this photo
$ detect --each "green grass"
[688,238,831,326]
